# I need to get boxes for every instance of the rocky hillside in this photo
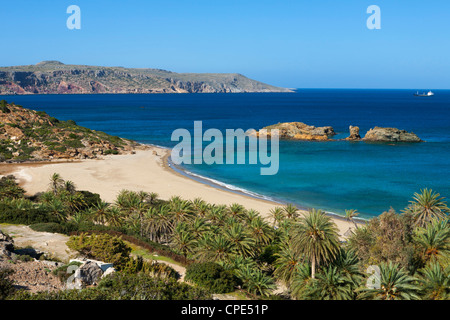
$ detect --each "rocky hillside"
[0,61,292,95]
[0,100,145,162]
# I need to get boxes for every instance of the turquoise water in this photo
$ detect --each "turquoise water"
[3,90,449,218]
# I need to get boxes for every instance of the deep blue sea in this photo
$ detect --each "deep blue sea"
[2,89,449,219]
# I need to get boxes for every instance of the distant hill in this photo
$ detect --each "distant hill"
[0,100,144,162]
[0,61,292,95]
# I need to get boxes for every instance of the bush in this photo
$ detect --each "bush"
[0,268,15,300]
[52,261,83,282]
[76,190,101,209]
[121,256,178,279]
[104,149,119,155]
[0,100,10,113]
[69,230,187,265]
[66,233,131,269]
[12,272,212,300]
[0,204,58,225]
[185,262,240,294]
[30,222,66,234]
[0,175,25,199]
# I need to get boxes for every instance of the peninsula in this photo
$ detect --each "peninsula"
[0,61,293,95]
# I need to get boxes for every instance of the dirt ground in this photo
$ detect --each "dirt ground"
[0,224,74,262]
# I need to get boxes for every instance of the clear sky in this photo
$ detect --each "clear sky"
[2,0,449,89]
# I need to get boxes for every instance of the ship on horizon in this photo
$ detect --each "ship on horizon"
[414,90,434,97]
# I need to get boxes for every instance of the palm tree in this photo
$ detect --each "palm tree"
[414,218,450,264]
[224,222,255,258]
[188,217,210,240]
[306,266,354,300]
[242,209,260,225]
[358,262,420,300]
[49,173,64,195]
[91,201,110,225]
[330,248,363,288]
[248,217,274,247]
[227,203,245,219]
[418,262,449,300]
[274,242,301,285]
[404,189,449,228]
[284,203,299,220]
[345,209,360,230]
[64,180,77,194]
[235,265,276,297]
[191,198,208,217]
[171,223,196,262]
[106,206,125,227]
[292,209,340,279]
[269,207,285,227]
[46,199,67,222]
[206,204,228,225]
[194,234,233,264]
[148,192,159,206]
[169,198,194,225]
[290,263,313,299]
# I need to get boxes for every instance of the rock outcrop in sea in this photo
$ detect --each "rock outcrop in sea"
[345,125,361,141]
[257,122,423,143]
[362,127,422,142]
[254,122,336,141]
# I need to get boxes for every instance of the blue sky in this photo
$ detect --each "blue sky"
[2,0,449,89]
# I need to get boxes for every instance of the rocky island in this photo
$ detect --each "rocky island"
[0,61,293,95]
[362,127,422,142]
[254,122,337,141]
[256,122,422,143]
[0,100,145,162]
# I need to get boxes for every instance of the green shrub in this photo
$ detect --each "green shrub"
[121,256,178,279]
[66,120,77,126]
[185,262,240,294]
[104,149,119,155]
[30,222,66,234]
[66,233,131,269]
[0,175,25,199]
[0,268,15,300]
[0,100,10,113]
[15,255,33,262]
[12,272,212,300]
[0,204,58,225]
[64,139,84,149]
[52,261,83,282]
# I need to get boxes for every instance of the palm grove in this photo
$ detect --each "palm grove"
[0,173,449,300]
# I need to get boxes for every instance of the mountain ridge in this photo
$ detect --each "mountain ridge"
[0,61,293,95]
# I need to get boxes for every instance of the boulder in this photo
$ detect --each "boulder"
[363,127,422,142]
[101,267,116,279]
[345,125,361,140]
[0,229,14,259]
[73,261,104,288]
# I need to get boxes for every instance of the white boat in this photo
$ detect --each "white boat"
[414,90,434,97]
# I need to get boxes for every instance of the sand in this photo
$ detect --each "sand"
[0,147,357,237]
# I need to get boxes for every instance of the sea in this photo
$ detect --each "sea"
[2,89,449,219]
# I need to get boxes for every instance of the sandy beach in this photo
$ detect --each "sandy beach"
[0,146,357,237]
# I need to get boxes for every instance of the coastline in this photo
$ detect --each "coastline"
[0,146,360,237]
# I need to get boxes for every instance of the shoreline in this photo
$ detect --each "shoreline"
[0,147,361,237]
